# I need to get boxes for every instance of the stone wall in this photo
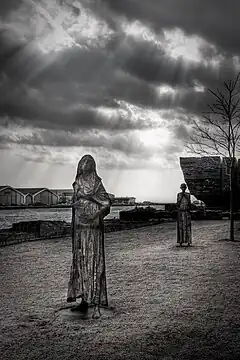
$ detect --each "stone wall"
[0,221,70,247]
[12,220,68,238]
[0,219,163,247]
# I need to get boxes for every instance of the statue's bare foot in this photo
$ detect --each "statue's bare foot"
[71,299,88,313]
[92,306,101,319]
[67,297,75,303]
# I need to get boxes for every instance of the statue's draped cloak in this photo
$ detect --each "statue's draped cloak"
[67,167,110,306]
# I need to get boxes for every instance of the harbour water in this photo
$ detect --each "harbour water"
[0,205,165,230]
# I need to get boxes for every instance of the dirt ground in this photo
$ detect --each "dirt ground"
[1,220,240,360]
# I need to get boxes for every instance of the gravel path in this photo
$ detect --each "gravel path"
[1,220,240,359]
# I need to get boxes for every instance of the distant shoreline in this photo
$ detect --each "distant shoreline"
[0,203,166,210]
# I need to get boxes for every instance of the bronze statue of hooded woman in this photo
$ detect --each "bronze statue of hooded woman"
[67,154,111,318]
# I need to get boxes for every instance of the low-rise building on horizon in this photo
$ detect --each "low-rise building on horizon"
[0,186,58,206]
[0,185,25,206]
[51,189,73,204]
[112,197,136,205]
[108,193,115,199]
[16,187,58,206]
[0,185,135,206]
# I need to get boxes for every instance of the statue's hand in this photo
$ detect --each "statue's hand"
[86,213,100,225]
[72,200,79,208]
[86,215,94,223]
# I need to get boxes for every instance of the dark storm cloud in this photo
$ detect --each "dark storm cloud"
[0,127,151,156]
[0,28,45,84]
[0,0,19,16]
[0,30,235,134]
[14,145,76,165]
[0,91,154,131]
[1,29,237,112]
[100,0,240,56]
[116,36,195,88]
[114,34,240,98]
[171,123,191,142]
[0,30,158,130]
[0,29,25,70]
[1,0,240,167]
[28,37,160,109]
[14,147,158,169]
[156,89,211,115]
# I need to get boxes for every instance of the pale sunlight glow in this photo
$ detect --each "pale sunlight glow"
[164,28,224,68]
[156,85,177,95]
[123,19,163,48]
[7,0,113,53]
[137,128,171,148]
[163,28,203,63]
[113,100,166,126]
[160,85,176,94]
[233,56,240,71]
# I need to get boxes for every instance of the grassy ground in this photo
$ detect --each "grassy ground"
[1,220,240,359]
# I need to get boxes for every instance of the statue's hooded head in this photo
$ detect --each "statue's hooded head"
[76,154,97,178]
[74,154,101,196]
[180,183,187,192]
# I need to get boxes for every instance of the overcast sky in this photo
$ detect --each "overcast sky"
[0,0,239,201]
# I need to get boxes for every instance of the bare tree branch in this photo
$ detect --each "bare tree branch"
[185,72,240,241]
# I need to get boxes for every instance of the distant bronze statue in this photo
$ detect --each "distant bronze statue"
[67,154,111,318]
[176,183,192,246]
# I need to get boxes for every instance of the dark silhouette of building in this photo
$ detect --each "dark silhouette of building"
[180,156,239,210]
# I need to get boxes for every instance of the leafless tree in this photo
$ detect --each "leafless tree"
[187,73,240,241]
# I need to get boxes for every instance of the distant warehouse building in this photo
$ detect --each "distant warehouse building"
[34,188,58,205]
[51,190,115,204]
[112,197,136,205]
[16,187,59,206]
[0,185,25,206]
[16,188,42,205]
[51,189,74,204]
[0,185,117,206]
[108,193,115,201]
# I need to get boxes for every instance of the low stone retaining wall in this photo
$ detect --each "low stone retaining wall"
[0,219,163,248]
[0,221,71,247]
[104,219,163,232]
